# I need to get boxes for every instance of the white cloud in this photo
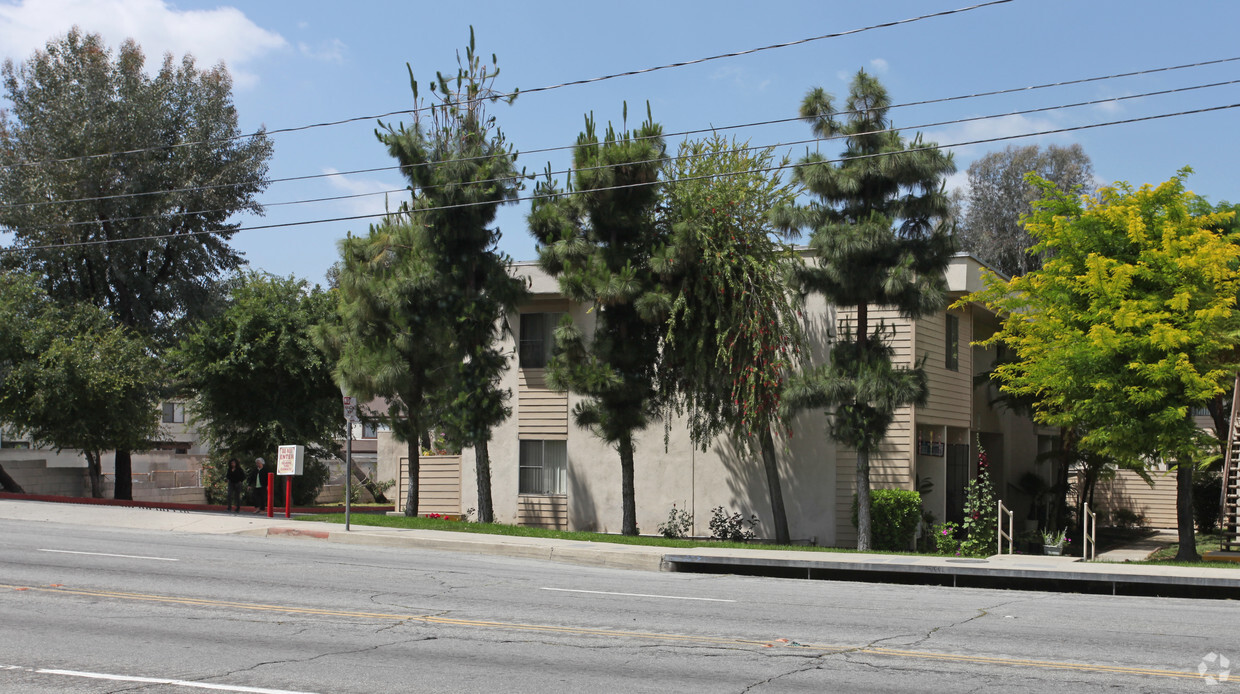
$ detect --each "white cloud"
[0,0,286,88]
[925,113,1075,160]
[869,58,889,73]
[322,168,406,218]
[299,37,346,64]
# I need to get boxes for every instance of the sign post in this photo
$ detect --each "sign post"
[276,445,304,519]
[341,393,360,531]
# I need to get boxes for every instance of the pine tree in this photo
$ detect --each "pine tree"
[374,29,527,522]
[528,105,667,536]
[780,71,956,550]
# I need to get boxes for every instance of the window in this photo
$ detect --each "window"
[361,422,379,439]
[519,440,567,495]
[162,402,185,424]
[519,313,564,368]
[945,314,959,371]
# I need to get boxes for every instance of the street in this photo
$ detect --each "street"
[1,517,1236,692]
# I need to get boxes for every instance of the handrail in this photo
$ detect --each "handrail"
[997,500,1014,555]
[1083,502,1097,560]
[1222,373,1240,525]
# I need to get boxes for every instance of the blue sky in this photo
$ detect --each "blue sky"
[2,1,1238,285]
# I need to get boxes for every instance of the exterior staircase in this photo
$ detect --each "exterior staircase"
[1221,375,1240,552]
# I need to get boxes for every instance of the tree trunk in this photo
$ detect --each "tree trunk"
[348,461,389,503]
[619,434,637,536]
[113,448,133,500]
[759,427,790,545]
[404,437,419,517]
[0,462,25,493]
[86,451,103,498]
[1175,458,1200,562]
[475,438,494,524]
[856,449,872,551]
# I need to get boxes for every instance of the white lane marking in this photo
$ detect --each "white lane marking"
[540,587,735,602]
[36,668,318,694]
[37,549,178,561]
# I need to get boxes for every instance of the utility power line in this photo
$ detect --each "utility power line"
[3,59,1236,213]
[4,101,1235,254]
[0,1,1010,171]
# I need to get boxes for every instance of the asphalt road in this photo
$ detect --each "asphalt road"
[1,518,1237,693]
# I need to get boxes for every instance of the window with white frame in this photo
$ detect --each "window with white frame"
[519,312,564,369]
[519,440,567,495]
[162,402,185,424]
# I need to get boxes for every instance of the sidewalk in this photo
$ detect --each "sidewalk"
[2,497,1238,599]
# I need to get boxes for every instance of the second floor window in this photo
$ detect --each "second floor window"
[519,312,564,369]
[945,314,959,372]
[162,402,185,424]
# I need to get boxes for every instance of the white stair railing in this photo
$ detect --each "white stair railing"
[997,500,1014,555]
[1083,502,1097,560]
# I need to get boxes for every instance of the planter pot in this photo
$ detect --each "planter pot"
[1043,544,1063,556]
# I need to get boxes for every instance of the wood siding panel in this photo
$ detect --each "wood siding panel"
[518,495,567,530]
[395,455,461,516]
[1093,469,1178,529]
[916,309,973,428]
[518,368,568,439]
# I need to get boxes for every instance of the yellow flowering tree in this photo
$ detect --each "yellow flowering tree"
[965,170,1240,561]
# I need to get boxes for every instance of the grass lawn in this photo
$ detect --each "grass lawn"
[297,512,928,555]
[1100,530,1239,569]
[1143,530,1238,567]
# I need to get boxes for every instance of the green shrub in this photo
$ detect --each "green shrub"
[932,521,963,555]
[852,489,923,551]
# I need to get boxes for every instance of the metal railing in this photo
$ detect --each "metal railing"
[997,499,1014,555]
[1082,502,1097,560]
[101,470,203,489]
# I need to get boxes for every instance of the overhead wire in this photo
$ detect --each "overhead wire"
[4,100,1237,254]
[9,76,1240,233]
[3,57,1237,213]
[0,0,1012,171]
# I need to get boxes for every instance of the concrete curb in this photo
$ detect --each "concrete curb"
[253,526,668,572]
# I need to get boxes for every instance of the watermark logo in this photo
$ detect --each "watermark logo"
[1199,652,1231,685]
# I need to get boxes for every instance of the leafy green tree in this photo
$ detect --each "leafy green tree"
[323,220,452,517]
[374,29,527,523]
[0,272,162,497]
[966,171,1240,561]
[171,272,337,506]
[657,134,804,544]
[528,105,667,536]
[778,71,956,551]
[0,29,272,498]
[954,144,1095,276]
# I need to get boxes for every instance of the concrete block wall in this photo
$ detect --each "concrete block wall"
[0,460,88,496]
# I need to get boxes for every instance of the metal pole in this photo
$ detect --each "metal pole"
[344,423,352,531]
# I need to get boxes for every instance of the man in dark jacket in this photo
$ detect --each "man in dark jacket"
[249,457,268,514]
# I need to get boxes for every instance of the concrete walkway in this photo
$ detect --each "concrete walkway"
[1093,529,1178,562]
[2,498,1237,599]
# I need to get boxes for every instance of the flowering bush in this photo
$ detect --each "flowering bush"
[932,521,962,555]
[959,438,998,557]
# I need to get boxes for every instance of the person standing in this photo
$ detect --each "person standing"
[249,457,268,514]
[224,458,246,513]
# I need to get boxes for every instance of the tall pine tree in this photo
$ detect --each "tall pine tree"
[375,29,527,522]
[528,105,667,536]
[779,71,955,550]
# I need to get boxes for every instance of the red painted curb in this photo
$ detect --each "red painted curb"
[0,492,392,515]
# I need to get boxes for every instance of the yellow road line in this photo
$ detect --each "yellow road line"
[3,582,1225,684]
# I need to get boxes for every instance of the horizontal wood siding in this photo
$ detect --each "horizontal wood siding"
[1093,469,1178,529]
[831,306,917,547]
[396,455,461,515]
[518,495,567,530]
[916,308,973,428]
[519,369,568,439]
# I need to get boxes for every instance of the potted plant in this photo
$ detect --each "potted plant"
[1041,528,1067,556]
